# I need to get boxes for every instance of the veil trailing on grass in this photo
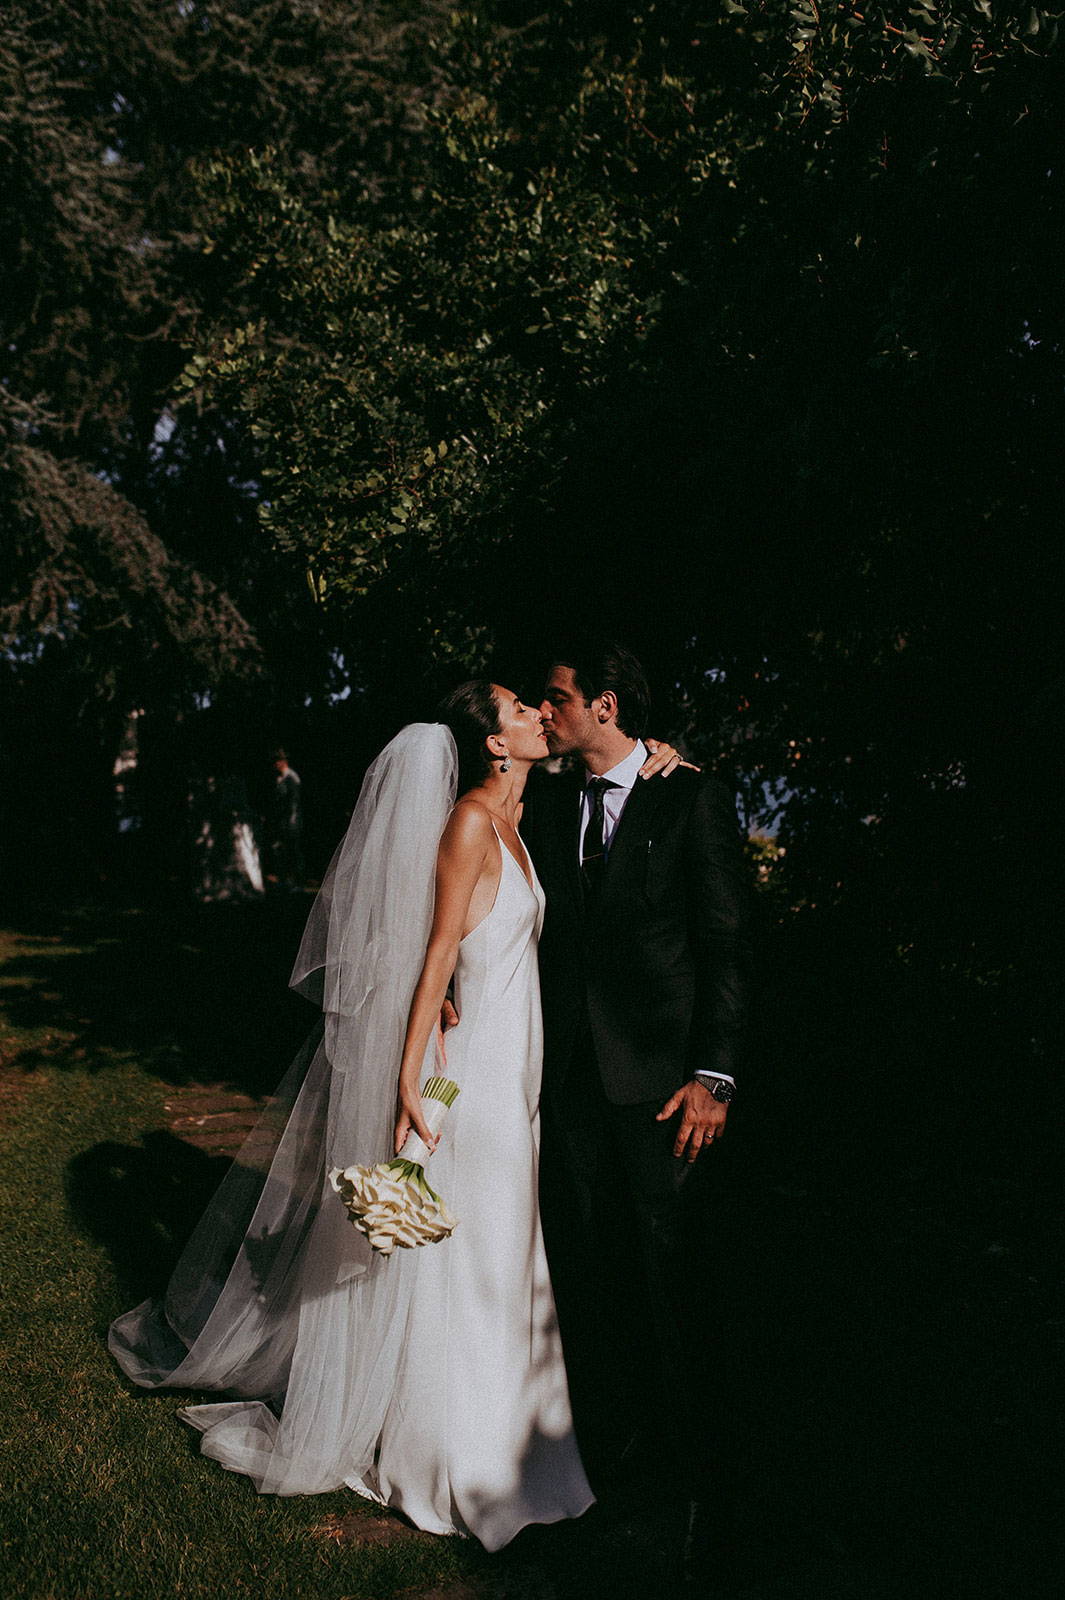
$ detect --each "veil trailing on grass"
[108,724,458,1495]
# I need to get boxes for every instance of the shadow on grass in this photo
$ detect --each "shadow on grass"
[67,1121,1060,1599]
[68,1129,235,1303]
[11,894,1060,1597]
[516,1148,1058,1600]
[0,893,313,1094]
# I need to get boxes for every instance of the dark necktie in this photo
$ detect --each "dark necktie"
[581,777,613,896]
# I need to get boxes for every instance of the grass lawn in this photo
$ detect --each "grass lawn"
[0,910,473,1600]
[1,898,1059,1599]
[0,902,697,1600]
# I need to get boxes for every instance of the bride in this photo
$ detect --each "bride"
[109,681,594,1551]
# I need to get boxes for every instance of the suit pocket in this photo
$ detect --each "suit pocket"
[642,837,670,903]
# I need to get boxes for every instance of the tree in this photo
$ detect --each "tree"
[1,2,451,880]
[179,2,1064,1015]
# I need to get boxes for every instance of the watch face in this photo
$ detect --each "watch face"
[712,1080,734,1103]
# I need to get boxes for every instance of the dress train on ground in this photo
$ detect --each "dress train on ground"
[109,816,592,1550]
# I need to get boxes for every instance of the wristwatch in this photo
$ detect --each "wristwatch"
[695,1074,734,1104]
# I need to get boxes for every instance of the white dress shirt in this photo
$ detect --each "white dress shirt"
[577,739,736,1091]
[577,739,648,862]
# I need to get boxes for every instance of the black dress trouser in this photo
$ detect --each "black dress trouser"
[539,1022,714,1493]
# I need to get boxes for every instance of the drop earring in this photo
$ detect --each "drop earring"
[500,755,512,773]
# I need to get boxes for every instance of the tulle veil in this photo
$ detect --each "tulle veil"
[108,723,459,1494]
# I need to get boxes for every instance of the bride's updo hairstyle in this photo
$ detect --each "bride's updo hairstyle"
[438,680,502,794]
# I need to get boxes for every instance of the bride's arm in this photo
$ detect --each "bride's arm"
[394,803,493,1153]
[639,739,700,778]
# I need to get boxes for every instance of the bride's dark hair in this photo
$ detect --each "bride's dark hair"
[438,680,501,794]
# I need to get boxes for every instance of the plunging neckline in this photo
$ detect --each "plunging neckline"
[459,823,537,947]
[492,822,536,894]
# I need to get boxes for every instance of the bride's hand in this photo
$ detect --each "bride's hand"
[639,739,701,779]
[394,1086,439,1156]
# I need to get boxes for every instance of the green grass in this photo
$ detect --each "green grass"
[3,902,1058,1600]
[0,906,689,1600]
[0,910,494,1600]
[0,983,471,1598]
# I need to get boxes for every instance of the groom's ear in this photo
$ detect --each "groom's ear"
[596,689,618,724]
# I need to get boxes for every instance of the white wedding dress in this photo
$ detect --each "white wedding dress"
[347,828,592,1545]
[110,728,592,1553]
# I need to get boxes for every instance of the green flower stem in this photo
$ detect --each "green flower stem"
[422,1075,460,1107]
[383,1157,443,1204]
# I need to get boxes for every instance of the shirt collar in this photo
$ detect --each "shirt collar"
[584,739,647,795]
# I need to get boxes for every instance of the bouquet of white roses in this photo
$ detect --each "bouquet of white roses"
[329,1075,459,1257]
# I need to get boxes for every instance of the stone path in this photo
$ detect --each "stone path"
[162,1083,269,1156]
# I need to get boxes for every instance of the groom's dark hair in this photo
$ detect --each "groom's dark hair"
[549,640,650,739]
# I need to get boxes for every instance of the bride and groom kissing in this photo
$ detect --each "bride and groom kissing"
[109,640,749,1552]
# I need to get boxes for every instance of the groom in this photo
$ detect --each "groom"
[520,641,750,1492]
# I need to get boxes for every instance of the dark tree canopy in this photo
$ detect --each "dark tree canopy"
[3,1,1063,1023]
[180,3,1065,853]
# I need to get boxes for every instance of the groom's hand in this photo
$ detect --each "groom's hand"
[440,997,459,1030]
[656,1078,727,1162]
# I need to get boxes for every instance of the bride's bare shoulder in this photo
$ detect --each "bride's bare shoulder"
[440,796,495,853]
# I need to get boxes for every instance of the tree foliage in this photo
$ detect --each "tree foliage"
[182,2,1064,609]
[1,1,455,880]
[184,4,1064,689]
[172,3,1064,998]
[1,2,462,880]
[4,1,1063,994]
[1,0,449,703]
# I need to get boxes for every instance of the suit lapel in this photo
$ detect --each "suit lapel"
[560,770,584,909]
[535,766,673,915]
[599,774,670,904]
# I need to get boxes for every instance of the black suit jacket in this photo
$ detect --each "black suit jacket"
[522,764,750,1107]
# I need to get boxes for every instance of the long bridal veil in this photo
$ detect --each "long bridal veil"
[109,724,459,1494]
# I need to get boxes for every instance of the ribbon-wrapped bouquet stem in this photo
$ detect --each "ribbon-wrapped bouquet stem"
[330,1075,460,1257]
